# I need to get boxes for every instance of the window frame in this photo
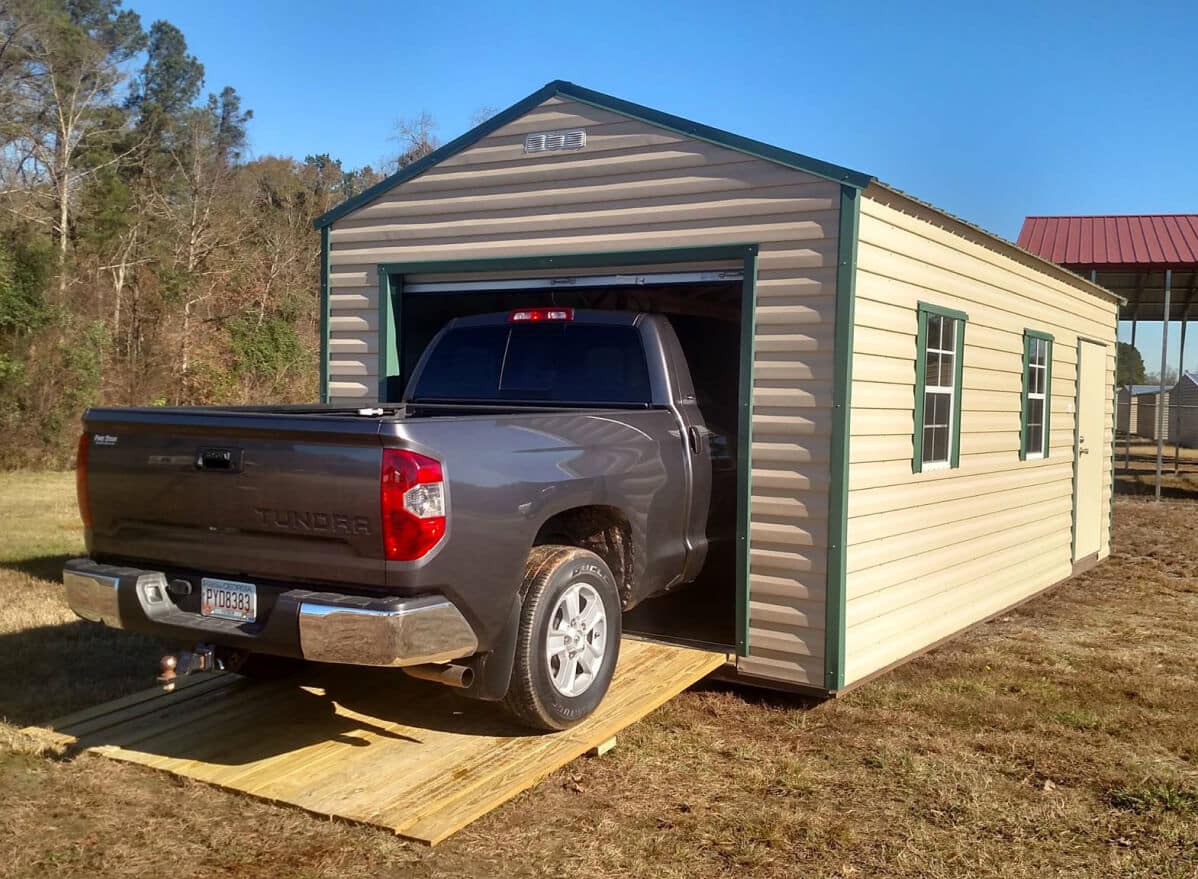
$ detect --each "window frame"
[913,301,968,474]
[1020,329,1054,461]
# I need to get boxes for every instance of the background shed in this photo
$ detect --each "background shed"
[314,81,1119,695]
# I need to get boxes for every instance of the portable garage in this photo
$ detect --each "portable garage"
[313,80,1119,695]
[1117,384,1164,437]
[1172,372,1198,447]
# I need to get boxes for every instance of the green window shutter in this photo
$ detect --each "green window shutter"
[913,302,968,474]
[950,318,966,469]
[1020,330,1054,461]
[912,309,929,473]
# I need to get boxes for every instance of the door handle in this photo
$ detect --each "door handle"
[688,426,704,454]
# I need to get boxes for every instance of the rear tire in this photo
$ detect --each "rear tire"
[503,545,621,731]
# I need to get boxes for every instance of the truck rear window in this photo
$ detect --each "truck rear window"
[412,323,652,405]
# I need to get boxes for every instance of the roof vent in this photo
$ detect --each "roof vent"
[524,128,586,154]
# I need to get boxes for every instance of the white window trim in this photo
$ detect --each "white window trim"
[922,328,957,468]
[1024,336,1049,460]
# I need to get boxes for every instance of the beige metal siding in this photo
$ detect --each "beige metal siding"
[1116,387,1140,435]
[1137,390,1173,441]
[1175,377,1198,447]
[328,96,841,687]
[843,188,1118,686]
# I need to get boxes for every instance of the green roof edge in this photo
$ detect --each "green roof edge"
[312,79,873,230]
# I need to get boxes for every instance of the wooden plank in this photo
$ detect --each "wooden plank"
[37,671,233,732]
[589,736,617,757]
[29,639,725,846]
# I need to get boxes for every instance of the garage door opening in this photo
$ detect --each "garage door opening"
[387,269,746,652]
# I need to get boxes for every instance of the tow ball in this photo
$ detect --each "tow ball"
[157,644,221,691]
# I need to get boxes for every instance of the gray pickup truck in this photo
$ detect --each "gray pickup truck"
[65,308,722,729]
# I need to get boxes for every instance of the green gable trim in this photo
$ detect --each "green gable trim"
[312,82,559,230]
[912,302,968,474]
[824,184,860,693]
[1019,329,1055,462]
[559,81,873,190]
[313,80,872,230]
[318,225,330,403]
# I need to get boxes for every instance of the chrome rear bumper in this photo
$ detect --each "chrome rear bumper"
[62,558,478,668]
[297,595,478,667]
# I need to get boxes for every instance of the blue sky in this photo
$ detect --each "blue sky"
[124,0,1198,373]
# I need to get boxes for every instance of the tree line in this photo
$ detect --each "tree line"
[0,0,426,467]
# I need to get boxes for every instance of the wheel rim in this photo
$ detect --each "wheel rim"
[545,581,607,698]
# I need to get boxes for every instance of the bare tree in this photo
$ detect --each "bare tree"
[388,111,439,171]
[470,105,497,125]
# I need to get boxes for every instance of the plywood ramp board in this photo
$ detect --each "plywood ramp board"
[27,639,725,846]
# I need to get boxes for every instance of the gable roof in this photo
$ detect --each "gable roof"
[1018,215,1198,269]
[1128,384,1165,396]
[313,80,874,230]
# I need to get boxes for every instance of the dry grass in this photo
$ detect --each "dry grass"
[1,473,1196,878]
[1115,439,1198,499]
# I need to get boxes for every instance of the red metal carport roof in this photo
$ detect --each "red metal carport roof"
[1017,215,1198,269]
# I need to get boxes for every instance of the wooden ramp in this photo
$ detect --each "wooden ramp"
[29,639,725,845]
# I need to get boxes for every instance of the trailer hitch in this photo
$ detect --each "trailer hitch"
[157,644,220,691]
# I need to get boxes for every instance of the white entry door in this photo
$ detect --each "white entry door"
[1074,340,1106,561]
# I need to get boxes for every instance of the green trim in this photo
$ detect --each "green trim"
[377,244,759,277]
[912,309,929,471]
[912,302,969,473]
[918,301,968,323]
[313,80,873,230]
[735,250,758,658]
[313,82,559,230]
[318,226,330,403]
[377,268,399,401]
[1019,329,1054,461]
[558,81,872,189]
[374,243,759,658]
[824,184,860,693]
[951,321,966,469]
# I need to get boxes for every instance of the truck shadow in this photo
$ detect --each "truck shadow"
[50,666,541,766]
[0,620,164,729]
[3,617,543,766]
[1,553,77,583]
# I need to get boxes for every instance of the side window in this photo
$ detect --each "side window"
[913,302,968,473]
[1020,330,1054,460]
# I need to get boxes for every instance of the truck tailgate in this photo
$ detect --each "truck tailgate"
[83,408,386,587]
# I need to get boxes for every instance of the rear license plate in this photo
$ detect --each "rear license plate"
[200,578,257,622]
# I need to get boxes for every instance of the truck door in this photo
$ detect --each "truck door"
[651,318,714,582]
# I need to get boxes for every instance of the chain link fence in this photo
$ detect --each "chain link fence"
[1115,393,1198,500]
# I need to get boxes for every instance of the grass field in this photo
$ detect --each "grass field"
[1,473,1196,878]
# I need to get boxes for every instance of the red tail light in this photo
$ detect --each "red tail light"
[381,449,446,560]
[508,307,573,322]
[76,433,92,529]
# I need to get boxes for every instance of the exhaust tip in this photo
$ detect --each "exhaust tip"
[403,663,474,689]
